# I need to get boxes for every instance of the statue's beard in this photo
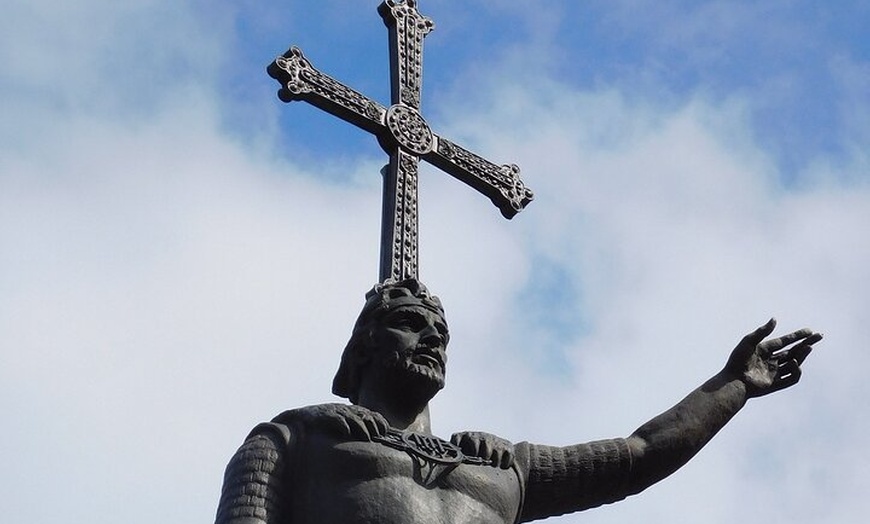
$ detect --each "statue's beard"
[382,349,445,400]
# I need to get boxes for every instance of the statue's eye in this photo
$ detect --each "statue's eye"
[391,311,426,330]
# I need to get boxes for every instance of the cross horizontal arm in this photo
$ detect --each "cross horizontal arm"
[268,47,534,218]
[425,137,533,219]
[267,47,387,137]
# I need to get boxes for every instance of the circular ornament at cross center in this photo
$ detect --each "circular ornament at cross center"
[385,104,434,155]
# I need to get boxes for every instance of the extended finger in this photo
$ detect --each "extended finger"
[453,433,482,457]
[772,331,821,356]
[490,447,509,469]
[741,318,778,349]
[325,415,353,438]
[777,333,820,365]
[499,447,515,469]
[759,327,814,353]
[362,415,386,439]
[373,413,390,436]
[347,415,372,441]
[771,359,802,393]
[469,436,482,457]
[479,438,493,463]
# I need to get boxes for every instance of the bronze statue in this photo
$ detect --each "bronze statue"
[215,279,821,524]
[218,3,823,521]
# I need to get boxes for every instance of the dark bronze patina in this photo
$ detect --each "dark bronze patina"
[267,0,533,283]
[217,3,823,523]
[216,281,821,524]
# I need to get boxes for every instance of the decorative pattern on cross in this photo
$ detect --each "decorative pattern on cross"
[268,0,534,283]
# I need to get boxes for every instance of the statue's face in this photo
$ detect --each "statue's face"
[368,304,449,393]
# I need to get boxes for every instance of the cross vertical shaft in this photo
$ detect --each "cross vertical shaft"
[378,0,433,282]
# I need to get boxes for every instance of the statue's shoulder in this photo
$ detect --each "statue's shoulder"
[238,403,363,455]
[271,402,372,424]
[266,402,389,443]
[237,404,350,447]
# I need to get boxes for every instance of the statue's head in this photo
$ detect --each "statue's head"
[333,279,449,404]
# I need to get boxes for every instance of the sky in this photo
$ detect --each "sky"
[1,0,868,523]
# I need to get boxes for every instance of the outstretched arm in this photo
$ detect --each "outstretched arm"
[624,319,821,491]
[519,319,821,522]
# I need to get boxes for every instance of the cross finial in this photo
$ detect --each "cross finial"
[268,1,533,283]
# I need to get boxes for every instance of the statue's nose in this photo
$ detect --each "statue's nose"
[420,324,443,345]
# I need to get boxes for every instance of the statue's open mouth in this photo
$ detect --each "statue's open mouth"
[413,349,443,369]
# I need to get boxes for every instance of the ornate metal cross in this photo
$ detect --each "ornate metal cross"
[268,0,533,283]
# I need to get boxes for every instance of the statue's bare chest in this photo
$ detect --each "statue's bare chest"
[286,432,522,524]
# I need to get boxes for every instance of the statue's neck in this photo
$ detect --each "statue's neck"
[357,395,432,434]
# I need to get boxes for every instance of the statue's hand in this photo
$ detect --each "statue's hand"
[279,403,389,441]
[451,431,515,469]
[725,318,822,398]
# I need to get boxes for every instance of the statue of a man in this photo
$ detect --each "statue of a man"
[215,279,821,523]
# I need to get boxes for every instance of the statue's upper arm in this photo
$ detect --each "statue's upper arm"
[518,439,634,522]
[215,423,293,524]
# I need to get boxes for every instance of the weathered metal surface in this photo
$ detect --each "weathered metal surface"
[268,1,533,282]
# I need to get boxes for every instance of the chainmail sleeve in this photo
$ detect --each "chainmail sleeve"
[515,438,634,522]
[215,423,292,524]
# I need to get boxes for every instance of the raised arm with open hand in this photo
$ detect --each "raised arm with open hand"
[616,318,823,495]
[518,318,824,521]
[725,318,822,398]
